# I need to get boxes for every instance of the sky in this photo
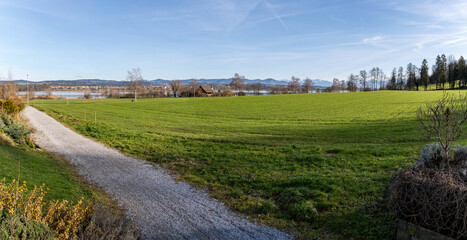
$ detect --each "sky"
[0,0,466,81]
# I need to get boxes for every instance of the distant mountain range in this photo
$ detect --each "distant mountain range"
[9,78,332,88]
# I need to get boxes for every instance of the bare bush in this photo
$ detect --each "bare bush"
[390,168,467,239]
[77,205,140,240]
[1,70,18,99]
[417,92,467,169]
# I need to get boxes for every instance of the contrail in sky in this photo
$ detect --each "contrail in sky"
[263,0,289,32]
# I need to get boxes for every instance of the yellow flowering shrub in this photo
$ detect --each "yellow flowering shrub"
[0,178,94,239]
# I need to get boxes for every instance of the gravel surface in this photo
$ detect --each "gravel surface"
[22,106,292,240]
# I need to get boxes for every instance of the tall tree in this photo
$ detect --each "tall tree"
[230,73,245,95]
[442,54,447,89]
[190,78,199,97]
[301,78,314,93]
[347,74,358,92]
[369,67,377,91]
[359,70,368,91]
[387,68,397,90]
[397,66,404,90]
[377,68,385,90]
[447,55,456,89]
[436,54,447,89]
[458,56,466,88]
[406,63,417,91]
[169,80,182,97]
[126,68,143,102]
[288,76,301,93]
[421,59,429,91]
[331,78,340,92]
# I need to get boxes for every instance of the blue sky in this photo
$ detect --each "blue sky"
[0,0,466,81]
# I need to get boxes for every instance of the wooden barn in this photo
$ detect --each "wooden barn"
[199,85,215,96]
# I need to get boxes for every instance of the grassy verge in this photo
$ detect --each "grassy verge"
[32,91,467,239]
[0,144,115,206]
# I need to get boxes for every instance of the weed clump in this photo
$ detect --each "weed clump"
[288,201,318,222]
[256,200,278,215]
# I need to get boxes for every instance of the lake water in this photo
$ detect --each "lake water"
[17,90,273,99]
[18,91,103,99]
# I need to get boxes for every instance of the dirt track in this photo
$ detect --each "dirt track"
[22,106,292,240]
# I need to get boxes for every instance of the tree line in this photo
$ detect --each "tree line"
[342,54,467,92]
[118,55,467,100]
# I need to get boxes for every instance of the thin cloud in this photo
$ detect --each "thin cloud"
[363,36,383,45]
[391,0,467,23]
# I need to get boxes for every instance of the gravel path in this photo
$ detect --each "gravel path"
[22,106,292,240]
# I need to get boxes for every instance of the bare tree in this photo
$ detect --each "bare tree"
[230,73,245,95]
[252,81,261,95]
[190,78,199,97]
[301,78,314,93]
[359,70,368,91]
[169,80,182,97]
[1,70,18,99]
[397,66,404,90]
[347,74,358,92]
[127,68,143,102]
[288,76,300,93]
[417,92,467,169]
[331,78,340,92]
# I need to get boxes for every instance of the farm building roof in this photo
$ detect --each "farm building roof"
[200,85,214,94]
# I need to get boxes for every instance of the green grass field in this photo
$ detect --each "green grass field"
[32,90,467,239]
[0,145,95,202]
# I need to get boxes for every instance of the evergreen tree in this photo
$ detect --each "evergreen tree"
[421,59,429,91]
[447,55,456,89]
[387,68,396,90]
[440,54,447,89]
[406,63,416,91]
[435,55,441,89]
[458,56,466,88]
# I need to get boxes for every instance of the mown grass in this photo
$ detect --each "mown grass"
[32,90,467,239]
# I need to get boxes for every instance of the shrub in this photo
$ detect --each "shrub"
[0,111,31,146]
[84,93,92,99]
[417,93,467,169]
[418,143,445,169]
[453,146,467,164]
[0,179,95,240]
[288,201,318,222]
[0,215,53,239]
[0,99,25,116]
